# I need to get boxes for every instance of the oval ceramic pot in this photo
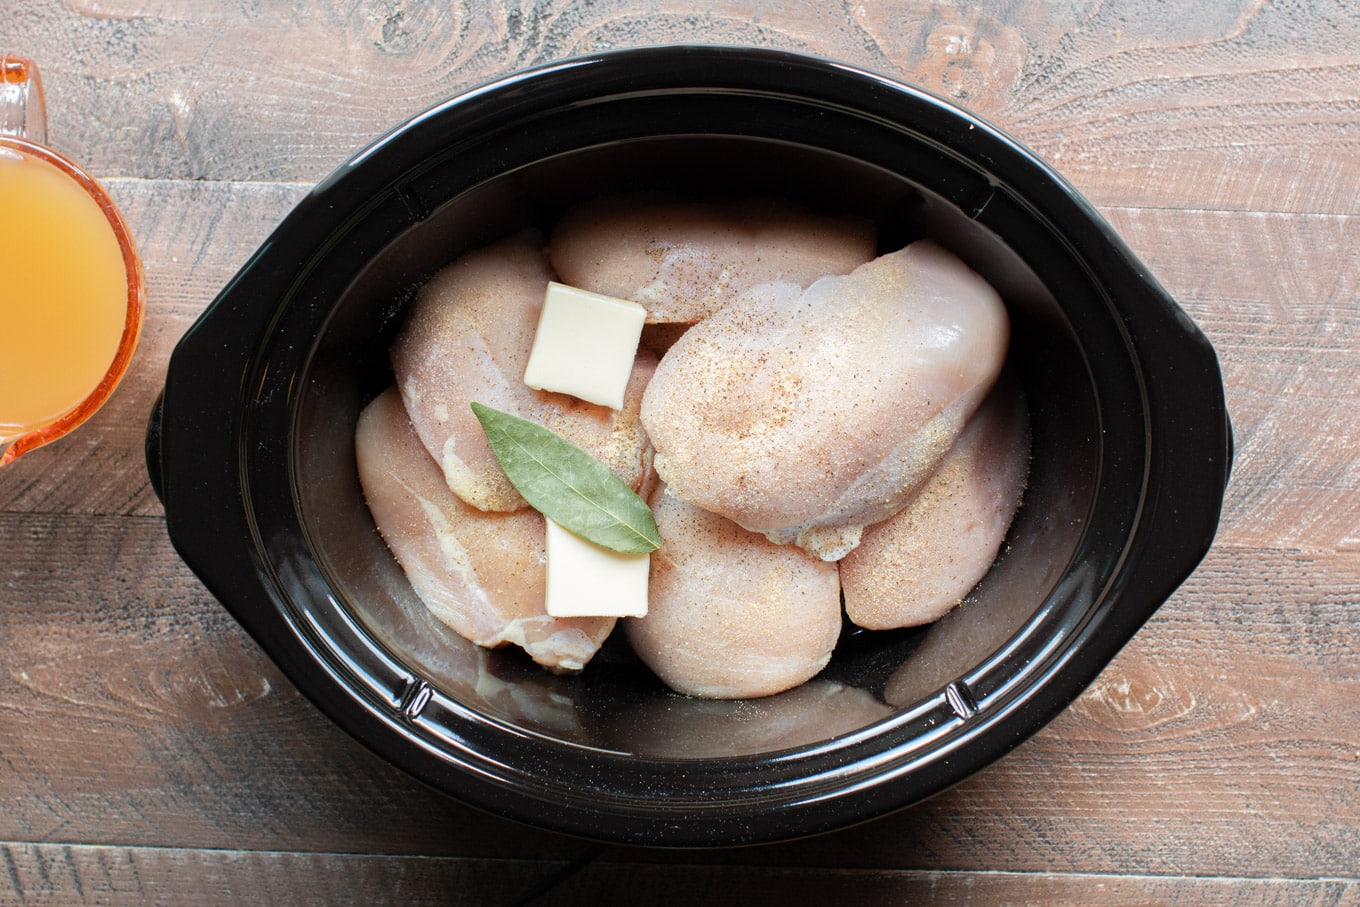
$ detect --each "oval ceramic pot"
[147,45,1233,847]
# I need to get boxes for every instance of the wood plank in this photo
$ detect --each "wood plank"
[0,513,580,860]
[0,1,1350,899]
[1,842,1356,906]
[558,865,1360,907]
[991,0,1360,216]
[2,511,1358,876]
[3,175,1356,557]
[4,0,1356,213]
[1105,206,1360,554]
[0,842,568,907]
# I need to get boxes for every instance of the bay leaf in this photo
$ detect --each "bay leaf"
[470,402,661,554]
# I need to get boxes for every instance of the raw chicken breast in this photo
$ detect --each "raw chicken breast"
[625,483,842,699]
[355,387,615,673]
[640,240,1010,560]
[840,374,1030,629]
[391,229,656,512]
[549,194,877,323]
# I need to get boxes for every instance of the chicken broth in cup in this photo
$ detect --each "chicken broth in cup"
[0,55,144,464]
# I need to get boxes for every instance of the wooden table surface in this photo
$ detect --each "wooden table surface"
[2,1,1357,904]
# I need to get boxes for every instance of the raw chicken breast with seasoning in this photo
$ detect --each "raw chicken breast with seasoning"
[625,483,842,699]
[640,240,1010,561]
[355,387,615,673]
[548,194,876,323]
[841,373,1030,629]
[391,229,656,513]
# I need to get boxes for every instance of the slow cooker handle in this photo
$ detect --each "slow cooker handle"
[144,391,167,504]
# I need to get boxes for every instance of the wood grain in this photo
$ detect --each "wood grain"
[3,843,1358,907]
[2,179,1356,556]
[6,0,1358,213]
[3,511,1358,877]
[1105,206,1360,554]
[0,512,581,860]
[0,843,571,907]
[1,0,1357,901]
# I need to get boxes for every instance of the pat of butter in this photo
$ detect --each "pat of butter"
[544,518,649,618]
[523,282,647,410]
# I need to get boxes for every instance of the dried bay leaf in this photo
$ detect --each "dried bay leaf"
[470,402,661,554]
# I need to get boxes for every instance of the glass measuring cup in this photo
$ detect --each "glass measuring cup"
[1,54,145,464]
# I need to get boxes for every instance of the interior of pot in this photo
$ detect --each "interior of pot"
[293,136,1098,758]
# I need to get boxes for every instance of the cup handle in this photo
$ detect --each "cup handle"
[1,53,47,145]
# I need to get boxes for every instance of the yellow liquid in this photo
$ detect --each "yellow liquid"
[0,145,128,436]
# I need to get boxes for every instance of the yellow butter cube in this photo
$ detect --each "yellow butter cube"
[523,282,647,410]
[544,517,650,618]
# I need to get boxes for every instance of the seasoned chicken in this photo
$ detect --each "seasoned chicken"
[391,229,656,512]
[548,194,877,323]
[625,483,842,699]
[355,387,615,673]
[840,374,1030,629]
[640,241,1010,560]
